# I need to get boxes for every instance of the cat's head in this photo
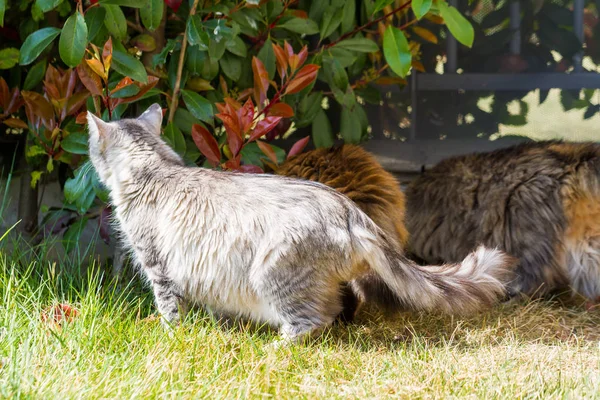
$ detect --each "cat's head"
[86,104,183,185]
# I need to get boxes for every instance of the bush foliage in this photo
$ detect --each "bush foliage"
[0,0,477,249]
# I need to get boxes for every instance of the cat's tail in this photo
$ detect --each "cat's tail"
[357,231,514,314]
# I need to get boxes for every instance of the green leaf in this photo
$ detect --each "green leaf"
[181,90,214,124]
[312,109,334,148]
[61,132,89,155]
[19,27,60,66]
[219,52,242,81]
[0,48,20,69]
[163,122,186,155]
[335,37,379,53]
[23,59,47,90]
[320,8,343,40]
[102,4,127,40]
[412,0,432,19]
[153,37,180,69]
[63,217,89,254]
[438,0,474,48]
[241,142,286,167]
[99,0,146,7]
[59,12,88,68]
[340,107,361,144]
[373,0,394,15]
[208,38,226,61]
[35,0,63,13]
[226,36,247,57]
[324,58,348,91]
[383,25,411,78]
[257,38,276,80]
[64,160,97,213]
[85,7,106,42]
[112,41,148,83]
[0,0,5,28]
[340,0,355,34]
[140,0,163,31]
[26,145,47,158]
[278,18,319,35]
[187,14,209,50]
[326,48,356,68]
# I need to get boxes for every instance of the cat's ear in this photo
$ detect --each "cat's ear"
[87,111,110,140]
[138,103,163,135]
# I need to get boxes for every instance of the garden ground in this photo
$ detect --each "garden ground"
[1,235,599,399]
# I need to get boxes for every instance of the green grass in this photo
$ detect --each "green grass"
[1,238,600,399]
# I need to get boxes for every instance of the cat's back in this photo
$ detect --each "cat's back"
[276,145,408,245]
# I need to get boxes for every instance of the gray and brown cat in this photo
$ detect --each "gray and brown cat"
[406,141,600,305]
[277,141,600,313]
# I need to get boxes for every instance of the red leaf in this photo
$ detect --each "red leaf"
[256,140,278,165]
[287,136,310,159]
[76,63,103,96]
[114,76,159,105]
[238,98,254,134]
[290,10,308,19]
[85,58,107,80]
[284,64,319,95]
[248,116,282,142]
[267,102,294,118]
[3,118,28,129]
[76,111,88,124]
[41,303,79,327]
[111,77,134,94]
[216,112,241,138]
[165,0,183,12]
[222,155,241,170]
[239,164,264,174]
[291,45,308,72]
[272,42,288,80]
[65,91,89,117]
[284,41,294,58]
[6,87,24,115]
[0,78,9,110]
[224,97,242,111]
[252,56,270,109]
[237,88,254,101]
[216,112,243,156]
[103,37,113,74]
[22,91,55,131]
[191,123,221,166]
[215,102,228,114]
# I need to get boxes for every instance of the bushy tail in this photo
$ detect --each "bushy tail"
[360,234,514,315]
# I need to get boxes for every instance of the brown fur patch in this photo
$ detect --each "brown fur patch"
[275,145,408,247]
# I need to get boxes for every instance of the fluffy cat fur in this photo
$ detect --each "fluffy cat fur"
[87,104,513,343]
[273,145,410,320]
[406,141,600,303]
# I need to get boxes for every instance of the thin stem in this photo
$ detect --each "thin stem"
[313,0,413,54]
[126,20,144,34]
[168,0,201,124]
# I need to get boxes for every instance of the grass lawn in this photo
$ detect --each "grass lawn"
[1,239,600,399]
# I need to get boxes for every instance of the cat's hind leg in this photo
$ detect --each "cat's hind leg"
[256,263,345,345]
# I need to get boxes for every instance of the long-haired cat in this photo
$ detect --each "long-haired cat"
[87,104,512,343]
[405,141,600,303]
[274,145,410,321]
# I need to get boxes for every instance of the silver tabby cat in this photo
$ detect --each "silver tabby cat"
[87,104,513,343]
